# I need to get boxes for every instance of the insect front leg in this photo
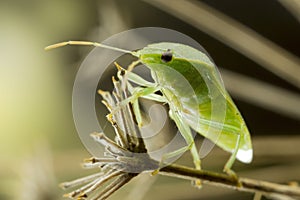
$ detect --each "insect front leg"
[115,61,166,103]
[114,62,166,126]
[112,86,161,127]
[115,61,155,88]
[125,76,165,103]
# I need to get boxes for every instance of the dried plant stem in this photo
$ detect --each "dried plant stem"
[159,164,300,199]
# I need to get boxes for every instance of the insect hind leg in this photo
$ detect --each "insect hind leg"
[223,134,241,184]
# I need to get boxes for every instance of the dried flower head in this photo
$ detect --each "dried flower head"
[60,63,158,200]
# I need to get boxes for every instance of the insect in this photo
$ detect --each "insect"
[46,41,253,178]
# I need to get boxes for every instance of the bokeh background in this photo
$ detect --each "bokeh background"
[0,0,299,199]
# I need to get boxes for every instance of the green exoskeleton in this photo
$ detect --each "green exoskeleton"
[46,41,253,178]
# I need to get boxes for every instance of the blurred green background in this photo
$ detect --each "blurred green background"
[0,0,299,199]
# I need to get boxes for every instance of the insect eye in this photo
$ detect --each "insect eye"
[161,49,173,63]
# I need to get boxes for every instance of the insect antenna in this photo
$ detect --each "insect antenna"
[45,40,133,54]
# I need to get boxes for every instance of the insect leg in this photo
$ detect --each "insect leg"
[132,96,143,127]
[115,61,156,88]
[154,109,202,186]
[158,145,191,168]
[169,109,202,187]
[126,71,156,87]
[131,87,161,127]
[169,110,201,169]
[123,78,166,127]
[114,62,164,126]
[151,134,193,175]
[124,79,165,103]
[112,86,161,127]
[223,134,241,183]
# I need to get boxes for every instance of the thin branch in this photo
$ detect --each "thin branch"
[142,0,300,88]
[160,164,300,199]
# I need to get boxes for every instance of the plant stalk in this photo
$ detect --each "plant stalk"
[159,164,300,199]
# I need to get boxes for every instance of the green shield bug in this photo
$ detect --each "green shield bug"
[46,40,253,178]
